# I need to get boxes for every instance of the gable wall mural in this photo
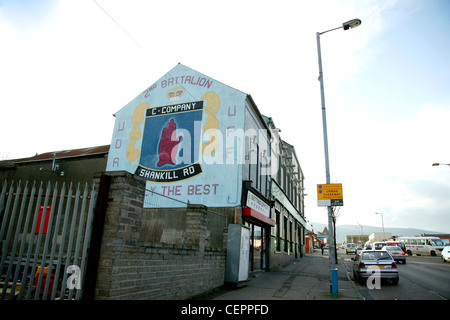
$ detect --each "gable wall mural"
[106,64,249,207]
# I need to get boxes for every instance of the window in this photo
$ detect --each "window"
[253,225,263,271]
[294,186,297,208]
[277,155,281,184]
[431,239,444,246]
[256,145,260,189]
[362,251,392,261]
[284,216,288,252]
[289,221,293,253]
[275,211,281,251]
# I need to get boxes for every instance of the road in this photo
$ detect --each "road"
[339,249,450,300]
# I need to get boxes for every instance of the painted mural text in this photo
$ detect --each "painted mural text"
[161,75,213,89]
[144,76,213,98]
[147,101,203,117]
[143,83,157,98]
[143,74,213,99]
[147,183,219,197]
[136,163,202,182]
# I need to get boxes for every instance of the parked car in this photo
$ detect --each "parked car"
[442,246,450,263]
[352,250,399,285]
[382,245,406,264]
[346,243,357,255]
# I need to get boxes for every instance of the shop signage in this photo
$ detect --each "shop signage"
[244,190,274,226]
[246,190,270,216]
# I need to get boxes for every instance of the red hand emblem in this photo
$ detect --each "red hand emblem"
[157,118,181,167]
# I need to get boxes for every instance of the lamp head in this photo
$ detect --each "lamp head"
[343,19,362,30]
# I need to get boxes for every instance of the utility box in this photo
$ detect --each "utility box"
[224,224,250,286]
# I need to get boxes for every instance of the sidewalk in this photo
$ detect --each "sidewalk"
[202,249,363,300]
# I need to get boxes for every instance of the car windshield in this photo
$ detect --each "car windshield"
[386,246,401,251]
[361,251,392,261]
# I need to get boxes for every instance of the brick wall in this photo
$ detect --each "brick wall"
[93,171,227,300]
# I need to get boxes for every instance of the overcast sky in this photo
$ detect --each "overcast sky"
[1,0,449,233]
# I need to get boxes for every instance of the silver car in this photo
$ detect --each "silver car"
[352,250,399,285]
[382,246,406,264]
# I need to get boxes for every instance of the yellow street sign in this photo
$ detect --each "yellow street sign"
[317,183,343,206]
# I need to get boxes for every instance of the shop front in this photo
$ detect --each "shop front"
[242,187,274,273]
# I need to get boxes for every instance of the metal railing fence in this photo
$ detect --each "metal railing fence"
[0,180,97,300]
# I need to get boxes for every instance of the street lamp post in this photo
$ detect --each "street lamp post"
[358,222,363,237]
[316,18,361,292]
[375,212,385,240]
[432,163,450,167]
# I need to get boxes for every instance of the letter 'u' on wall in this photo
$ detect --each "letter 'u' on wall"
[127,102,149,162]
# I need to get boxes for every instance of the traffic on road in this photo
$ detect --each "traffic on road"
[337,246,450,300]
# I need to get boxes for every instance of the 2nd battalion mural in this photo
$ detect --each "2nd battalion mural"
[106,64,246,207]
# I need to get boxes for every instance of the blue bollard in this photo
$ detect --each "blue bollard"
[331,268,338,295]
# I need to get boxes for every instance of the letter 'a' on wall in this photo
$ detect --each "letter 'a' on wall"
[106,64,248,208]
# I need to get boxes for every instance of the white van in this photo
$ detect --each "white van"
[398,236,445,256]
[346,243,357,254]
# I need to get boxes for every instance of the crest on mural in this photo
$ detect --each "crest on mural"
[134,100,204,182]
